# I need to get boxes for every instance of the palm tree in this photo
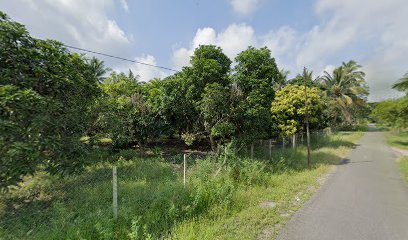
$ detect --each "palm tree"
[319,60,368,123]
[392,72,408,92]
[89,57,110,82]
[275,68,290,90]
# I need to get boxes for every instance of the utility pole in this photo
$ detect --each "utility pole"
[303,67,311,168]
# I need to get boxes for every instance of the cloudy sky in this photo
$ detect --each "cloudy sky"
[1,0,407,101]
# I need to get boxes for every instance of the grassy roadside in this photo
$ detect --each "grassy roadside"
[170,132,364,239]
[384,131,408,150]
[384,131,408,184]
[399,157,408,183]
[0,132,364,240]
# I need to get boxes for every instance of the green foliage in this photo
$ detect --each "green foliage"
[96,72,166,150]
[232,46,280,141]
[199,83,235,149]
[392,72,408,92]
[399,157,408,183]
[371,96,408,130]
[271,85,322,136]
[0,131,364,239]
[0,12,100,189]
[318,60,369,124]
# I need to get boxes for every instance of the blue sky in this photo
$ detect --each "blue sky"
[1,0,407,101]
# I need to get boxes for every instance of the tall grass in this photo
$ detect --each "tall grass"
[0,132,363,239]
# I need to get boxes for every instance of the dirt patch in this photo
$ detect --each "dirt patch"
[259,201,276,208]
[392,147,408,158]
[257,224,281,240]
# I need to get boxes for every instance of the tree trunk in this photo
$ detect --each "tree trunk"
[209,134,216,152]
[250,143,254,159]
[341,107,351,123]
[292,134,296,149]
[282,136,285,150]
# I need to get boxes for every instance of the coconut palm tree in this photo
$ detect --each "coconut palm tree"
[319,60,369,123]
[274,68,290,90]
[89,57,110,82]
[392,72,408,92]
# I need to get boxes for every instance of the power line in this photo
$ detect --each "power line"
[62,44,178,72]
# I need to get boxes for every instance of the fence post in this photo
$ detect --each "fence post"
[112,166,118,220]
[183,154,186,187]
[269,139,272,159]
[250,143,254,159]
[282,136,285,151]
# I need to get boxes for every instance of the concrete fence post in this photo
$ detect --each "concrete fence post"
[183,154,187,187]
[250,143,254,159]
[112,166,118,220]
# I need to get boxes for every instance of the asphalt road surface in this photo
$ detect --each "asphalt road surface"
[278,125,408,240]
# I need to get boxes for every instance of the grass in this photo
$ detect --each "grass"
[384,131,408,185]
[399,157,408,183]
[170,132,363,239]
[384,131,408,150]
[0,132,364,240]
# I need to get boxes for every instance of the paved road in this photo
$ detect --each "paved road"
[278,125,408,240]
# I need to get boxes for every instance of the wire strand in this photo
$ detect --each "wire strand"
[62,44,178,72]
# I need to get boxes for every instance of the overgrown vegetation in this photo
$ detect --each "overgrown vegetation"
[371,71,408,131]
[384,132,408,151]
[0,10,372,239]
[399,157,408,184]
[1,12,371,190]
[0,132,363,239]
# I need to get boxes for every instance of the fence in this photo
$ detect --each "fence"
[0,129,331,239]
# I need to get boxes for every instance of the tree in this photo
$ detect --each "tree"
[271,85,322,136]
[187,45,232,102]
[371,96,408,129]
[173,45,232,146]
[232,46,280,142]
[0,12,100,189]
[288,70,320,88]
[392,72,408,92]
[319,60,369,123]
[97,71,141,149]
[88,57,110,82]
[158,72,197,138]
[199,83,235,151]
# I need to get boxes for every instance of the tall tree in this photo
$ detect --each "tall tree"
[319,60,369,123]
[271,85,322,137]
[199,83,235,151]
[88,57,110,82]
[233,46,280,141]
[0,12,100,189]
[179,45,232,146]
[392,72,408,92]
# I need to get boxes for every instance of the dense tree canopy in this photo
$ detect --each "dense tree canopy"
[0,12,100,188]
[271,85,322,136]
[319,60,369,124]
[392,72,408,92]
[0,11,372,189]
[373,72,408,130]
[233,47,280,141]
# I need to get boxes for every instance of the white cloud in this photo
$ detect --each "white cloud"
[172,23,257,69]
[115,54,168,82]
[228,0,261,15]
[132,55,167,82]
[318,65,336,77]
[119,0,129,12]
[0,0,132,70]
[262,26,297,58]
[300,0,408,101]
